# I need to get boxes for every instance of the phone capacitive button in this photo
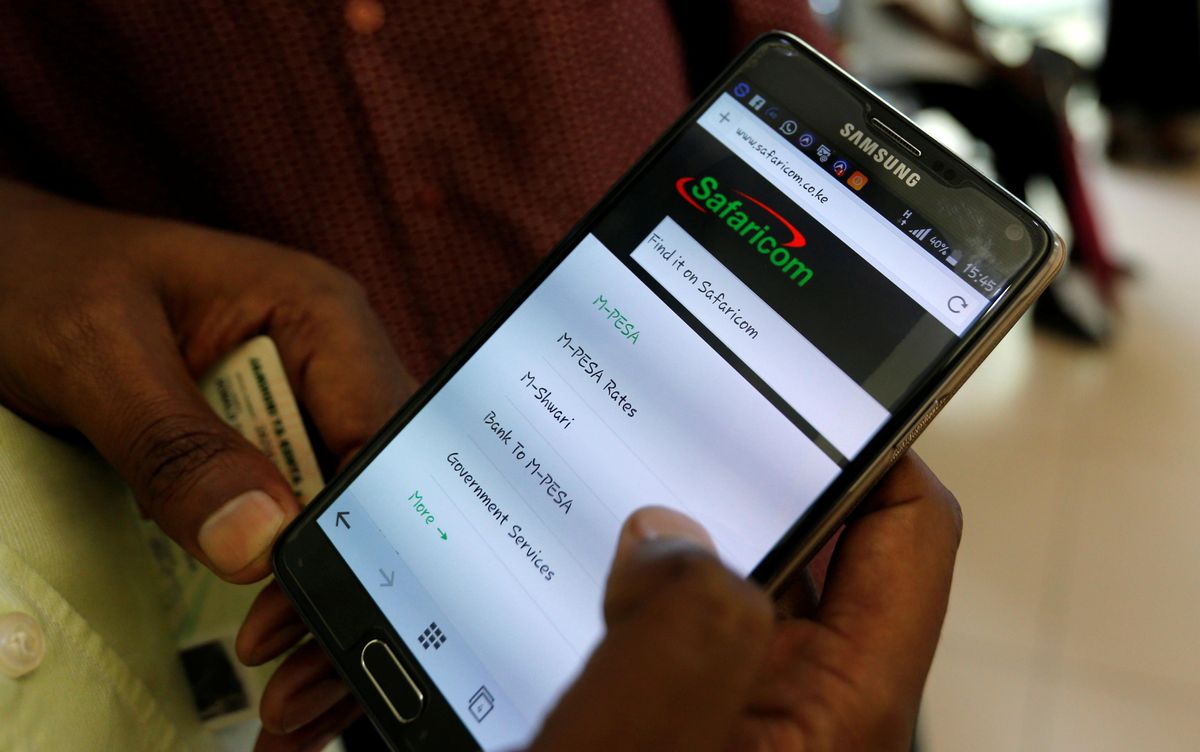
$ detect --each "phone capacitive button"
[361,639,424,723]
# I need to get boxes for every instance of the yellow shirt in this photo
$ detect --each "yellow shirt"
[0,405,214,751]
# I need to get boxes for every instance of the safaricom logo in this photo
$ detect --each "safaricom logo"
[675,175,814,288]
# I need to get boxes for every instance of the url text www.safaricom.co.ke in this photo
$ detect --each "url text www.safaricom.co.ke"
[734,127,829,204]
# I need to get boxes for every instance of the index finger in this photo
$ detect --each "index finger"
[155,240,416,464]
[261,263,417,463]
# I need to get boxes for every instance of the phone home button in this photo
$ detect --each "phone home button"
[360,639,424,723]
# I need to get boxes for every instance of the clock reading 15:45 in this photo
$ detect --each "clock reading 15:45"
[962,262,999,294]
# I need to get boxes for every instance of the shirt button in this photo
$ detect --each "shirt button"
[0,612,45,679]
[345,0,386,35]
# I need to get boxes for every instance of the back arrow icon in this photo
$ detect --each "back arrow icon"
[335,511,351,529]
[379,569,395,587]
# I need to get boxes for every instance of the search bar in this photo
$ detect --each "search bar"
[633,217,889,459]
[697,93,987,335]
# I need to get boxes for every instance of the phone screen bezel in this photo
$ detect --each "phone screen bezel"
[273,31,1059,751]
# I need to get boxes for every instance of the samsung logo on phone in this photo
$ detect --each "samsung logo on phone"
[840,123,922,187]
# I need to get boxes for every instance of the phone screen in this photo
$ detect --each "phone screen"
[314,45,1038,749]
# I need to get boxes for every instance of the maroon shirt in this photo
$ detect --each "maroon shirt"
[0,2,830,379]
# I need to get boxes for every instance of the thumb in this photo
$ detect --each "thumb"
[530,507,773,752]
[61,324,298,583]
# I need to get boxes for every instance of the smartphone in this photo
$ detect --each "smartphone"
[273,32,1062,751]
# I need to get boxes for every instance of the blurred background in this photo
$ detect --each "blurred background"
[812,0,1200,748]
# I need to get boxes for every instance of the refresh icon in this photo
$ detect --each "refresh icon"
[947,295,968,314]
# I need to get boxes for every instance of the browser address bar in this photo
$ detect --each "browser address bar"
[697,93,986,335]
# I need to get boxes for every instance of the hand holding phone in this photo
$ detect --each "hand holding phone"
[527,451,961,752]
[244,450,958,750]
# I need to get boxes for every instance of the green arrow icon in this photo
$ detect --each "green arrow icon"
[437,528,448,541]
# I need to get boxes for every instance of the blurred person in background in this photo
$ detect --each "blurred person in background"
[1100,0,1200,165]
[0,3,961,751]
[838,0,1122,344]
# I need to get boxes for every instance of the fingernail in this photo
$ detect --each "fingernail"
[613,508,716,574]
[198,490,286,576]
[627,506,715,550]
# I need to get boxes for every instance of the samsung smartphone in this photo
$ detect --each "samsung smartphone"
[273,32,1062,751]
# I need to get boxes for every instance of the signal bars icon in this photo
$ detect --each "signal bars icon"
[910,227,932,241]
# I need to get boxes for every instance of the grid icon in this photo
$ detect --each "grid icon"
[418,622,446,650]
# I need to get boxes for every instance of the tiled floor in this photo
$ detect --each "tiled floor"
[917,156,1200,749]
